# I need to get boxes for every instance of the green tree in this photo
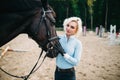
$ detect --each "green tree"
[69,0,80,17]
[93,0,106,30]
[49,0,81,27]
[49,0,120,31]
[87,0,95,30]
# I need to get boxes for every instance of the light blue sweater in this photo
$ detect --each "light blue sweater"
[56,34,82,69]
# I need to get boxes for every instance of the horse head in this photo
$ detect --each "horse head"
[27,0,65,58]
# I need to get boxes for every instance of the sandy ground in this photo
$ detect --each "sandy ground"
[0,31,120,80]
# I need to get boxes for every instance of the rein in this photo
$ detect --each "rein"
[0,49,44,80]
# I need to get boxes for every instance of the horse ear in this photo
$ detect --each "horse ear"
[41,0,48,9]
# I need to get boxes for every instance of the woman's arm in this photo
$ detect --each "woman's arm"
[64,41,82,66]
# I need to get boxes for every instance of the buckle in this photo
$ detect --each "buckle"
[57,67,74,72]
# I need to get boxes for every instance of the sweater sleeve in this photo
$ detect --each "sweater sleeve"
[64,41,82,66]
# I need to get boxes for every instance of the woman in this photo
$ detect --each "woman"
[55,17,82,80]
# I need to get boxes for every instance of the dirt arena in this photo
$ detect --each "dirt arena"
[0,31,120,80]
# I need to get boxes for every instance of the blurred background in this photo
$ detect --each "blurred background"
[49,0,120,32]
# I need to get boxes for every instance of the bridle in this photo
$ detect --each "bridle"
[35,7,59,49]
[34,7,65,57]
[0,7,65,80]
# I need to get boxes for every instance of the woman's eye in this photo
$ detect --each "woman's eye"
[71,26,75,29]
[67,24,69,27]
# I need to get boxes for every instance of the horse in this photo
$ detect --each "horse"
[0,0,65,80]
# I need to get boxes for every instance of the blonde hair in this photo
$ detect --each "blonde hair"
[63,17,82,37]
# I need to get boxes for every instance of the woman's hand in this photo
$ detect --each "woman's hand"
[64,53,70,59]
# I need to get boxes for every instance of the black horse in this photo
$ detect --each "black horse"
[0,0,65,80]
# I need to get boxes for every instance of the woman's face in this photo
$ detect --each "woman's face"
[66,21,78,36]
